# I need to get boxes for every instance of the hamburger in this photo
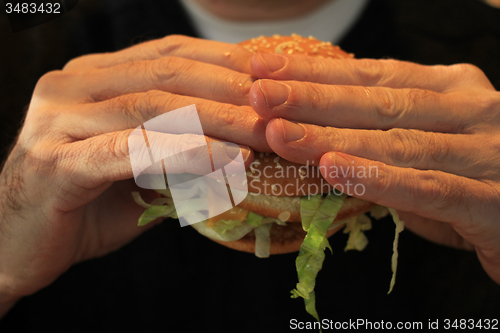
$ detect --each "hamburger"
[133,34,376,257]
[133,34,403,321]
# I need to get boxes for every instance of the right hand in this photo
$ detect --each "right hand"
[0,35,268,315]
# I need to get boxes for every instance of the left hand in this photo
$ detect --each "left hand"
[248,53,500,284]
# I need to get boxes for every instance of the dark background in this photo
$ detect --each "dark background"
[0,0,499,332]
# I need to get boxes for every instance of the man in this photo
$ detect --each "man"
[1,0,499,331]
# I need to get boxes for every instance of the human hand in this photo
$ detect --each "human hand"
[0,35,266,314]
[249,53,500,284]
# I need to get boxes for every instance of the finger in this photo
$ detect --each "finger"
[68,57,254,106]
[265,118,496,179]
[91,57,254,105]
[64,35,253,73]
[66,91,270,152]
[251,54,496,92]
[59,130,254,195]
[250,79,468,133]
[397,211,475,251]
[318,152,498,234]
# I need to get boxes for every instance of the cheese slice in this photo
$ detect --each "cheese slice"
[206,206,250,228]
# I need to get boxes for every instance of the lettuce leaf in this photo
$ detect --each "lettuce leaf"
[254,223,272,258]
[246,211,264,227]
[299,194,322,232]
[387,208,405,294]
[213,219,244,235]
[138,205,177,226]
[291,192,347,322]
[132,192,178,226]
[190,219,254,242]
[343,214,372,252]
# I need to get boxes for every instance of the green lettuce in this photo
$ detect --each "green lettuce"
[246,211,264,227]
[254,223,273,258]
[387,208,405,294]
[343,214,372,252]
[299,194,323,232]
[213,219,244,235]
[131,192,177,226]
[291,193,347,322]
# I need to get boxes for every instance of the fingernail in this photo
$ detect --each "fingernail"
[258,80,290,108]
[258,53,287,73]
[280,119,305,143]
[225,144,252,162]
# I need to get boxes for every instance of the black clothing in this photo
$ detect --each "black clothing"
[1,1,499,332]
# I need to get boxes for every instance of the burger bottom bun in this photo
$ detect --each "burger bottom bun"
[211,198,375,255]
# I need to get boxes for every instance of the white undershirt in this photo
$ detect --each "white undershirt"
[179,0,369,44]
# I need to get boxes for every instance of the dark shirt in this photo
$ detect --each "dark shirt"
[0,1,499,332]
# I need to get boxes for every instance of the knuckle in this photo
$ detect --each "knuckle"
[376,88,430,129]
[386,128,422,165]
[324,126,345,152]
[148,57,174,84]
[304,82,328,111]
[374,88,402,124]
[413,172,443,204]
[307,57,328,79]
[112,131,133,160]
[97,132,130,166]
[448,63,489,85]
[452,63,484,77]
[414,171,465,212]
[34,70,66,91]
[473,92,500,116]
[158,34,187,55]
[425,132,450,164]
[137,90,162,118]
[210,103,239,127]
[32,70,77,104]
[62,55,93,71]
[134,90,170,123]
[225,75,253,101]
[351,59,386,85]
[111,94,141,127]
[369,164,394,195]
